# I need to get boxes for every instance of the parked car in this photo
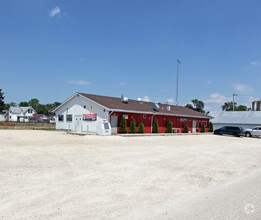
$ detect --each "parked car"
[214,126,244,137]
[244,126,261,137]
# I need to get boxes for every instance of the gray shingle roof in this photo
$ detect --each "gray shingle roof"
[79,93,211,119]
[10,107,31,114]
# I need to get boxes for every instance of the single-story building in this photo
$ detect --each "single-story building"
[53,92,211,134]
[8,106,36,122]
[210,111,261,130]
[29,114,50,123]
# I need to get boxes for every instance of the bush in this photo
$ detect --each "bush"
[152,120,159,133]
[208,122,213,132]
[165,120,173,133]
[182,124,189,133]
[200,123,206,133]
[119,116,127,133]
[129,119,136,133]
[137,123,144,133]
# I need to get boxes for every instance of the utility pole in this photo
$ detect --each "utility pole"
[233,94,238,111]
[176,59,182,106]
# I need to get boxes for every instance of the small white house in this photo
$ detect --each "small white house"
[53,93,110,135]
[9,106,36,122]
[210,111,261,130]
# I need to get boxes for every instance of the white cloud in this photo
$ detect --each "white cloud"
[250,61,261,66]
[67,80,90,85]
[49,7,61,17]
[204,93,228,104]
[119,82,126,86]
[143,96,150,102]
[233,84,254,93]
[166,98,174,103]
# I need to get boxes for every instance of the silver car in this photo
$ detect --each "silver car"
[244,126,261,137]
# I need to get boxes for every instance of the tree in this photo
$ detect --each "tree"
[4,103,10,110]
[0,89,5,112]
[28,98,40,111]
[19,101,29,107]
[152,120,159,133]
[129,119,136,133]
[119,116,127,133]
[222,102,234,111]
[185,104,194,110]
[137,123,144,133]
[222,102,248,111]
[165,120,173,133]
[185,99,206,113]
[237,105,248,111]
[192,99,205,113]
[183,124,189,133]
[200,123,206,133]
[208,122,213,132]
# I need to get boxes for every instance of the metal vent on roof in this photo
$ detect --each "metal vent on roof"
[151,103,160,111]
[166,105,171,111]
[121,94,128,104]
[137,98,143,104]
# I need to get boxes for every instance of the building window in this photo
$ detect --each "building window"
[84,105,86,109]
[66,115,72,122]
[58,115,64,122]
[143,114,146,119]
[28,109,32,113]
[180,118,188,122]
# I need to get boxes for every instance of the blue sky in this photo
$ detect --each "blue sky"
[1,0,261,111]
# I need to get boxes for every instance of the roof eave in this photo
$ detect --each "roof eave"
[52,93,110,113]
[110,109,211,119]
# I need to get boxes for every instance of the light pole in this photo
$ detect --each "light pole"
[233,93,238,111]
[176,59,182,106]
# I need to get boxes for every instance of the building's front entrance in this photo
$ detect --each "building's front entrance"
[74,115,82,132]
[192,120,198,133]
[110,115,118,134]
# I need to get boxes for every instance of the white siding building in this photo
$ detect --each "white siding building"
[210,111,261,130]
[9,106,36,122]
[54,93,110,134]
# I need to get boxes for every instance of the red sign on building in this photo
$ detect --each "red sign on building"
[83,114,97,121]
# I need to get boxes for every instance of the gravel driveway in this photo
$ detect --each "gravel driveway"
[0,130,260,219]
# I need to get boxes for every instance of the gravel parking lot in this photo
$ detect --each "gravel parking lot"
[0,130,261,219]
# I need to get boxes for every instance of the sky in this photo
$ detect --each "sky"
[1,0,261,111]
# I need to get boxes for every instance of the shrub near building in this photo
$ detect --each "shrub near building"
[165,120,173,133]
[119,117,127,134]
[200,123,206,133]
[183,124,189,133]
[152,120,159,133]
[137,123,144,134]
[129,119,136,134]
[208,122,213,132]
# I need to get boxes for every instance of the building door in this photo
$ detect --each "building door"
[192,120,198,133]
[74,115,82,132]
[111,115,118,134]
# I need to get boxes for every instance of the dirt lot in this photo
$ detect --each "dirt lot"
[0,130,261,220]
